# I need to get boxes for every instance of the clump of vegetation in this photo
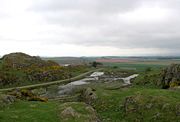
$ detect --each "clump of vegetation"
[90,61,103,68]
[145,67,152,72]
[133,68,162,88]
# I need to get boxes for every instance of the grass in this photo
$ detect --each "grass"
[1,86,180,122]
[0,101,60,122]
[103,62,166,72]
[133,68,162,88]
[90,85,180,122]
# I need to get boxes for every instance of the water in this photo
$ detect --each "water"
[44,72,139,97]
[115,74,139,84]
[57,73,139,95]
[58,77,97,95]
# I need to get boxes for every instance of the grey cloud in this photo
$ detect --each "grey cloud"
[30,0,141,13]
[1,0,180,55]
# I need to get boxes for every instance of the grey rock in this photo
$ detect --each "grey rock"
[160,64,180,88]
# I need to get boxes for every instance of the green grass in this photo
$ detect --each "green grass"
[1,79,180,122]
[0,101,60,122]
[90,86,180,122]
[1,86,180,122]
[133,68,162,88]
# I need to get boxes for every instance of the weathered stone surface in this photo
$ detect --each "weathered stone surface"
[160,64,180,88]
[0,94,16,108]
[8,89,48,102]
[60,107,80,118]
[80,87,98,104]
[58,102,99,122]
[31,88,47,96]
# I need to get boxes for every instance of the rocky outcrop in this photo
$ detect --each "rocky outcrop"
[1,52,59,69]
[0,52,69,86]
[160,64,180,88]
[58,102,99,122]
[122,94,180,121]
[60,107,80,118]
[8,89,48,102]
[0,94,16,108]
[80,87,98,104]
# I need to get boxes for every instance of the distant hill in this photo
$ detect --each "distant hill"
[1,52,59,69]
[42,57,91,65]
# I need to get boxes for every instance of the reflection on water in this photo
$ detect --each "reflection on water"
[115,74,139,84]
[58,78,96,95]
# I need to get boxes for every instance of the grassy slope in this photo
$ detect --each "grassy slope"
[91,86,180,122]
[0,65,94,89]
[0,101,59,122]
[1,86,180,122]
[133,68,162,88]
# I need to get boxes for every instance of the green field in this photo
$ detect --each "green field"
[103,62,166,72]
[0,101,60,122]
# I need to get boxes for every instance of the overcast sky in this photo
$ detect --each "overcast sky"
[0,0,180,56]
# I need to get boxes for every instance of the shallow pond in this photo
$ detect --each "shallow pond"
[45,73,139,98]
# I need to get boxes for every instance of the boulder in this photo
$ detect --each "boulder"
[80,87,98,104]
[60,107,80,118]
[0,94,16,108]
[58,102,99,122]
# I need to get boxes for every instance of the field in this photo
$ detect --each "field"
[102,62,165,72]
[0,101,60,122]
[44,56,180,71]
[99,58,180,72]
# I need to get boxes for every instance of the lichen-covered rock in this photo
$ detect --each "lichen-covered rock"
[60,107,80,118]
[58,102,99,122]
[0,94,16,108]
[160,64,180,88]
[80,87,98,104]
[31,88,47,96]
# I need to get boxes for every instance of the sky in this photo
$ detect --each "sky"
[0,0,180,57]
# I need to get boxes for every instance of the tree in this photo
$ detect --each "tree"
[91,61,102,68]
